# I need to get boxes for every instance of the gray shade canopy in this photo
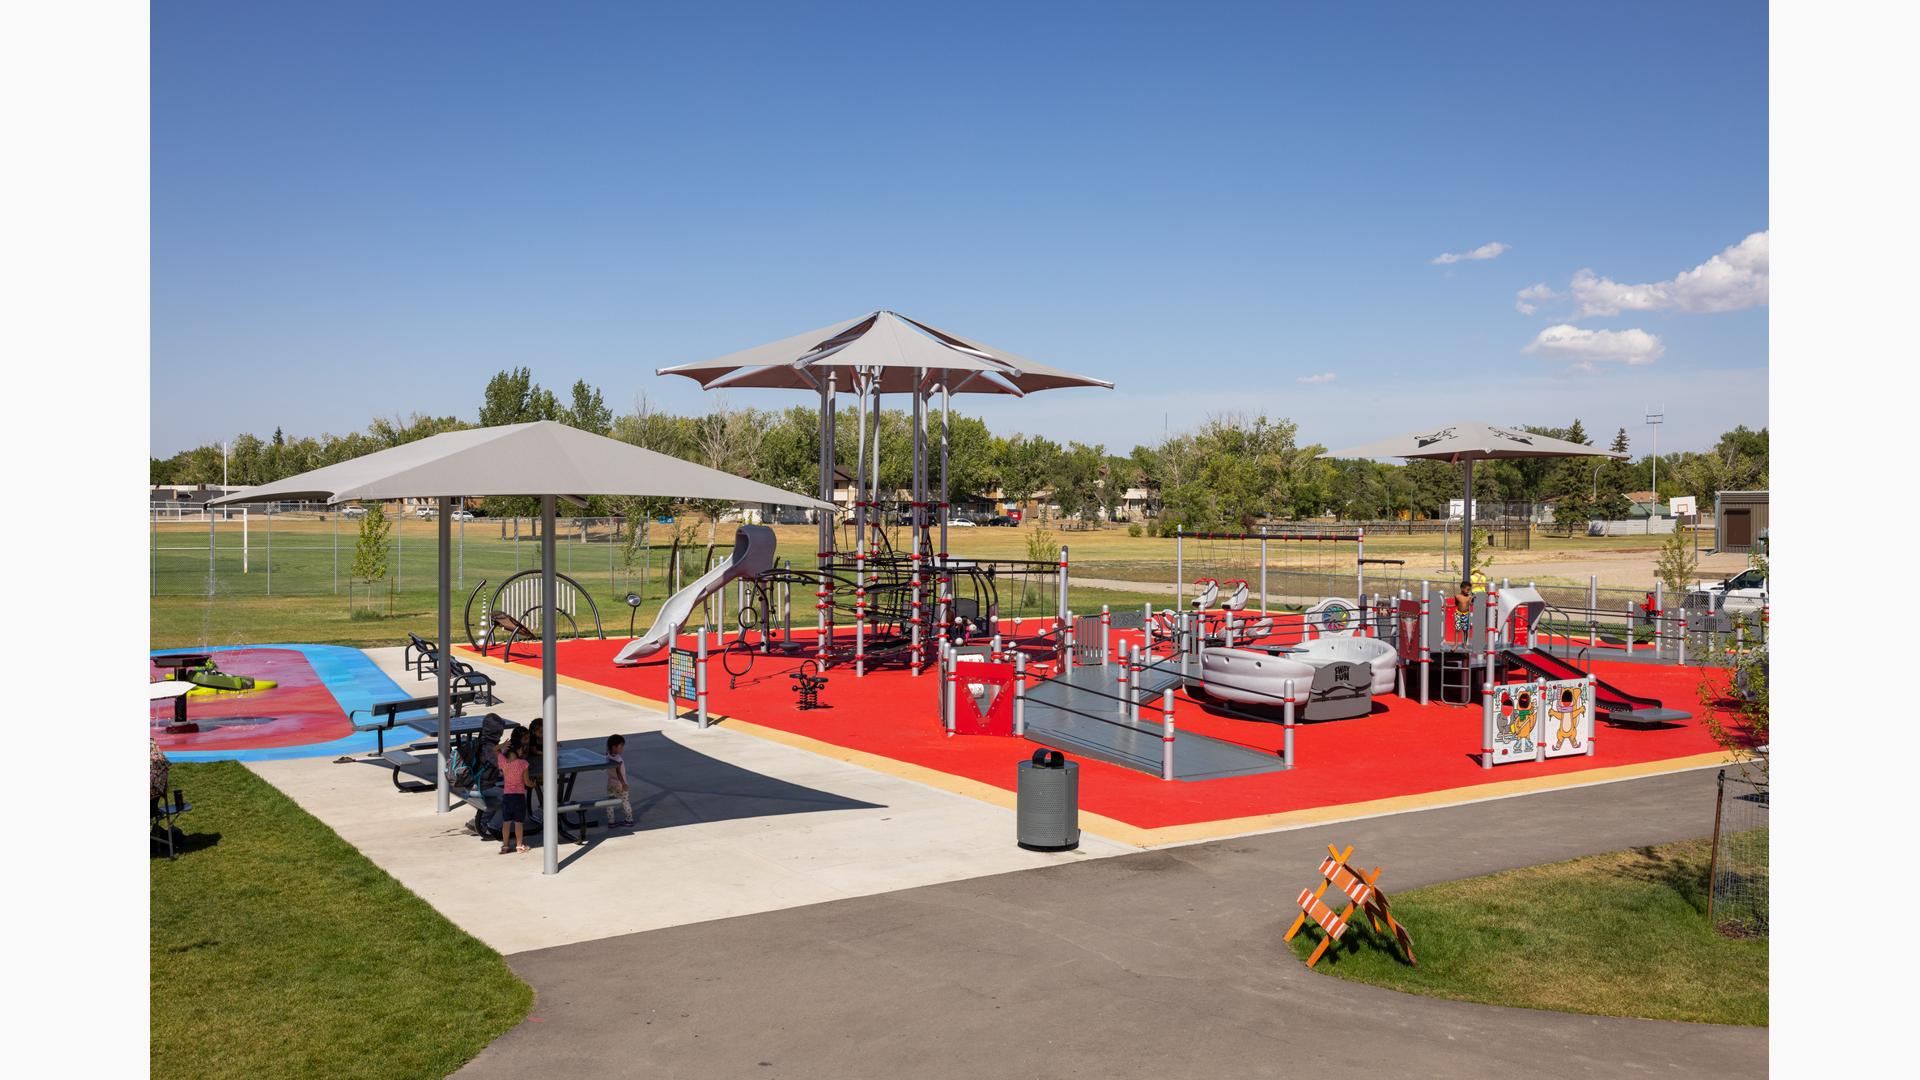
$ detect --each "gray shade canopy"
[1321,421,1626,591]
[204,420,827,877]
[208,420,835,510]
[656,310,1114,397]
[1320,421,1628,464]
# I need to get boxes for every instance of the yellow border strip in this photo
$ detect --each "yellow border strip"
[459,650,1733,849]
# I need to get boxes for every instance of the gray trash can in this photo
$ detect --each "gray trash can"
[1017,749,1080,851]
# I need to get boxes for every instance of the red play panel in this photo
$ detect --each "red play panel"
[150,648,348,753]
[465,630,1733,831]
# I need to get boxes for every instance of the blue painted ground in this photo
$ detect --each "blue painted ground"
[151,643,413,763]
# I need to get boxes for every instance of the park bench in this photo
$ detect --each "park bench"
[350,690,486,755]
[404,632,499,702]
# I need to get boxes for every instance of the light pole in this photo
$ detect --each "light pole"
[1644,407,1664,534]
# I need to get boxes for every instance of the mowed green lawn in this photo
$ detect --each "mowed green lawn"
[152,763,531,1080]
[1288,839,1767,1026]
[151,516,1670,650]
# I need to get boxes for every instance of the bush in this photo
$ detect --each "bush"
[1127,523,1143,538]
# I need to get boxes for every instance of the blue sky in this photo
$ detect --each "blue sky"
[152,0,1768,457]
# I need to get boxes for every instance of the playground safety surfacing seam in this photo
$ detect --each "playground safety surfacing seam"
[459,633,1734,848]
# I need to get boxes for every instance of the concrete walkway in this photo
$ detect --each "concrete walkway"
[458,767,1763,1080]
[246,648,1132,954]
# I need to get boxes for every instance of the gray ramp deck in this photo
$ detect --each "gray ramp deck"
[1023,663,1288,782]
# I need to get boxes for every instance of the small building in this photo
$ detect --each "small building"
[1714,490,1769,554]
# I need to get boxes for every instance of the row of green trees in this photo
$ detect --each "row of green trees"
[151,368,1769,533]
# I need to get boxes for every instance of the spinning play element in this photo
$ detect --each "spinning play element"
[1285,843,1416,968]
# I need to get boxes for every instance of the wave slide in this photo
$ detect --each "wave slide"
[614,525,778,666]
[1502,648,1691,724]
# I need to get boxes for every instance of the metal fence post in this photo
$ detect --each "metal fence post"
[266,510,273,597]
[206,514,216,598]
[696,627,709,729]
[1282,679,1296,767]
[332,513,339,594]
[1587,575,1597,647]
[943,644,957,737]
[1160,688,1175,781]
[1013,652,1027,737]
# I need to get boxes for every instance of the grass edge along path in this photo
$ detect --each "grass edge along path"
[1287,838,1767,1027]
[152,762,532,1080]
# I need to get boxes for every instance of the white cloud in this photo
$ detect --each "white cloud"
[1569,231,1769,318]
[1297,372,1337,385]
[1514,282,1561,315]
[1524,324,1665,369]
[1431,241,1509,265]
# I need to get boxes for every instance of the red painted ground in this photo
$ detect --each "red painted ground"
[464,629,1733,831]
[150,648,346,753]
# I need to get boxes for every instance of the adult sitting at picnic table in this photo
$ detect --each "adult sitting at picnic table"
[150,738,170,813]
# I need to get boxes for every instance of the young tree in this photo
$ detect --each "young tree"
[351,503,393,607]
[1654,518,1698,598]
[478,367,561,427]
[561,380,613,436]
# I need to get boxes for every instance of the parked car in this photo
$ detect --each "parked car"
[1688,565,1768,614]
[414,506,438,519]
[948,516,977,527]
[984,515,1017,527]
[340,506,367,519]
[452,510,476,521]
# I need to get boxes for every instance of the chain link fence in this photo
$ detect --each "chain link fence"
[151,510,722,616]
[1708,766,1769,937]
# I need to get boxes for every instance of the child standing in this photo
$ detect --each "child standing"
[498,729,530,854]
[1451,582,1474,643]
[605,734,634,828]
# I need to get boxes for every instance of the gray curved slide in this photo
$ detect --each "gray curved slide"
[614,525,779,666]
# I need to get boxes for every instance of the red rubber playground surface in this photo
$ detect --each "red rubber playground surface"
[463,630,1734,834]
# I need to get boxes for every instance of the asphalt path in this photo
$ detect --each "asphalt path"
[459,766,1764,1080]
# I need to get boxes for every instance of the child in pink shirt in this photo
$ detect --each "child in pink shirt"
[498,729,530,854]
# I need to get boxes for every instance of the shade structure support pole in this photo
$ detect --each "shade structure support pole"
[823,371,837,663]
[540,494,559,875]
[867,376,882,668]
[1355,527,1365,606]
[853,371,870,677]
[1459,458,1476,591]
[937,382,951,657]
[816,377,833,668]
[910,371,926,675]
[1174,530,1182,610]
[1259,537,1268,613]
[436,496,453,814]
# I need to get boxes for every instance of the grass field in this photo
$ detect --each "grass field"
[152,515,1692,650]
[151,762,532,1080]
[1287,838,1768,1026]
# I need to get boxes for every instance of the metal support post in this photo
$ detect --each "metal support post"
[696,628,710,729]
[1013,652,1028,737]
[1282,680,1296,767]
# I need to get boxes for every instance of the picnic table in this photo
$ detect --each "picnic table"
[455,745,619,845]
[402,710,509,758]
[151,653,212,679]
[149,681,197,731]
